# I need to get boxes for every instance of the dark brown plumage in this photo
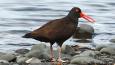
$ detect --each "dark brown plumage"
[23,7,95,62]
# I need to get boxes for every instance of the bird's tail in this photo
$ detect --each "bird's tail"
[22,33,32,38]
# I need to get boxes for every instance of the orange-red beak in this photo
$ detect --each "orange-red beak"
[80,12,95,23]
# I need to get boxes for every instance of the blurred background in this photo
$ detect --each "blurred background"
[0,0,115,52]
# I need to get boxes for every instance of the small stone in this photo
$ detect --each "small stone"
[25,44,50,60]
[0,62,9,65]
[62,45,75,55]
[15,49,30,54]
[25,50,50,60]
[95,45,107,51]
[16,55,29,63]
[71,56,104,64]
[0,52,6,56]
[100,46,115,55]
[25,57,41,63]
[72,50,99,58]
[31,44,49,52]
[110,38,115,43]
[0,60,9,63]
[0,53,16,62]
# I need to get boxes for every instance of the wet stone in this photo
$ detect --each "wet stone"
[25,57,41,63]
[16,55,29,63]
[0,53,16,62]
[100,46,115,55]
[71,56,104,64]
[15,49,30,54]
[62,45,76,56]
[73,24,94,39]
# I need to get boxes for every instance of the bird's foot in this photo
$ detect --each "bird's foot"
[51,58,56,62]
[57,58,66,63]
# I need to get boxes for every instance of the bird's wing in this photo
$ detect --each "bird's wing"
[30,19,75,40]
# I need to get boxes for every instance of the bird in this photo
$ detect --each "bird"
[23,7,95,62]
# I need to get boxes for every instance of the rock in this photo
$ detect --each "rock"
[70,56,104,64]
[101,57,114,62]
[31,44,49,52]
[0,53,16,62]
[0,52,6,56]
[52,49,72,60]
[16,55,29,63]
[95,45,107,51]
[72,50,99,58]
[0,60,9,63]
[62,45,76,56]
[15,49,30,54]
[0,62,9,65]
[25,57,41,63]
[25,50,50,60]
[100,46,115,55]
[25,44,50,60]
[73,24,94,39]
[110,38,115,43]
[10,63,19,65]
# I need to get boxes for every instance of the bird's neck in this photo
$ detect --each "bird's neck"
[64,16,79,26]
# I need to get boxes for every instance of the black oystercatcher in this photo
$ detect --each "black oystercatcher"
[23,7,95,62]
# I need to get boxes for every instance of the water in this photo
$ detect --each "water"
[0,0,115,52]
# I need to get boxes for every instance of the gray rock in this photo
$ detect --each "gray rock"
[62,45,75,55]
[110,38,115,43]
[100,46,115,55]
[10,63,19,65]
[0,60,9,63]
[95,45,107,51]
[71,56,103,64]
[0,53,16,62]
[25,44,50,60]
[25,50,50,60]
[0,52,6,57]
[101,57,114,62]
[16,55,29,63]
[15,49,30,54]
[53,50,71,60]
[72,50,99,59]
[31,44,49,52]
[25,57,41,63]
[73,24,94,39]
[0,62,9,65]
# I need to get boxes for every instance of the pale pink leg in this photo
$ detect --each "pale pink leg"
[57,46,66,62]
[50,44,55,62]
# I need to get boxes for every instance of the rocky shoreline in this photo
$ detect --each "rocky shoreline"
[0,43,114,65]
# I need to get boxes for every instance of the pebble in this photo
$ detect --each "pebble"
[16,55,29,63]
[0,53,16,62]
[100,45,115,55]
[71,56,104,64]
[62,45,76,56]
[15,49,30,54]
[25,57,41,63]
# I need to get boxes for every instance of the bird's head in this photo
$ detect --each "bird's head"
[68,7,95,23]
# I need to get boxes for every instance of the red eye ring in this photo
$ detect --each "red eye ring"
[76,9,79,12]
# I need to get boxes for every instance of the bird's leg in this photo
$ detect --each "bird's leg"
[50,44,55,62]
[57,46,66,63]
